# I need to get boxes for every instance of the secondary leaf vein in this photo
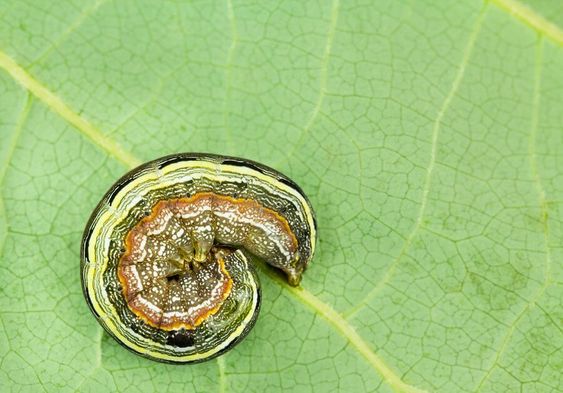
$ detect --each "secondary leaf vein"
[217,356,227,393]
[28,0,109,67]
[490,0,563,45]
[0,93,33,260]
[0,50,141,169]
[344,3,489,319]
[223,0,239,153]
[277,0,340,166]
[474,35,554,393]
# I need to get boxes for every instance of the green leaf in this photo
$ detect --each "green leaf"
[0,0,561,392]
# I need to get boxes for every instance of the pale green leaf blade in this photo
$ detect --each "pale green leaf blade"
[0,1,561,392]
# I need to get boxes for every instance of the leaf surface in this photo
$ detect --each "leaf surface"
[0,0,562,392]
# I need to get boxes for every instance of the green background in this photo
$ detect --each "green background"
[0,0,561,392]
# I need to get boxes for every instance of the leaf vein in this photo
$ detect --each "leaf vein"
[474,35,554,393]
[277,0,340,166]
[73,327,105,393]
[217,356,227,393]
[28,0,109,67]
[490,0,563,45]
[0,50,142,169]
[224,0,239,153]
[259,264,428,393]
[0,93,33,261]
[344,3,489,319]
[0,54,418,388]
